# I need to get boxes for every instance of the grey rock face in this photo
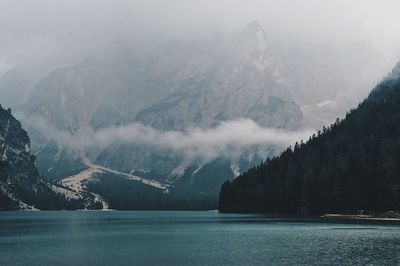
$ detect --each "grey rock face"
[0,105,40,209]
[21,21,304,184]
[136,21,302,131]
[95,22,304,198]
[0,105,82,210]
[95,143,183,179]
[0,105,38,184]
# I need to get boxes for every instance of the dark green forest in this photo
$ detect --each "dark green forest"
[219,65,400,215]
[87,173,216,210]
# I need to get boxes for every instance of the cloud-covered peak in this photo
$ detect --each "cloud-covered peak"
[243,20,264,34]
[240,20,268,52]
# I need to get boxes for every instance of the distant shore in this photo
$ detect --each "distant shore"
[321,213,400,224]
[219,210,400,225]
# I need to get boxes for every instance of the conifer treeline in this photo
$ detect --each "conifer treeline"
[219,71,400,214]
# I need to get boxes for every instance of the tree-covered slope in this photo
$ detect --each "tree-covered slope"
[219,63,400,214]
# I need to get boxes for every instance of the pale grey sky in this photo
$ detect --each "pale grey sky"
[1,0,400,73]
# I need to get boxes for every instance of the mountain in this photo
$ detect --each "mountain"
[219,62,400,214]
[21,21,303,187]
[10,21,390,210]
[135,21,302,131]
[23,21,303,132]
[19,55,172,178]
[0,105,87,210]
[93,21,303,206]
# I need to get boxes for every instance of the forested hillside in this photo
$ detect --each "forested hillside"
[219,63,400,214]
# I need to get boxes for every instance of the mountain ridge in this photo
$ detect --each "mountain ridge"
[0,104,85,210]
[219,62,400,214]
[1,21,390,210]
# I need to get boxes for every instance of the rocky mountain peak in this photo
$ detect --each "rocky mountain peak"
[242,20,265,37]
[240,20,268,53]
[230,20,277,76]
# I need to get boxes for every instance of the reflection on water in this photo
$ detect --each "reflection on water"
[0,211,400,266]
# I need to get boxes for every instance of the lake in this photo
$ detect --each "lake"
[1,211,400,265]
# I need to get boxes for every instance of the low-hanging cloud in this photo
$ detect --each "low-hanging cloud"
[20,114,312,161]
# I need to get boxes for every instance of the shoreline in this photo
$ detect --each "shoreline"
[320,214,400,225]
[3,210,400,225]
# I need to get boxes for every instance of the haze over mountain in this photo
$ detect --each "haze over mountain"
[1,0,399,209]
[14,21,313,207]
[219,62,400,214]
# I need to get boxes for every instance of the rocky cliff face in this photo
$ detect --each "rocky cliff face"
[95,22,303,190]
[21,21,303,184]
[23,21,302,133]
[0,105,40,208]
[0,105,83,210]
[136,21,302,131]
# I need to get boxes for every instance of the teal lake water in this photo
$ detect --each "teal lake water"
[1,211,400,265]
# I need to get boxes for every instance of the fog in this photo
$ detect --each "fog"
[21,114,312,161]
[1,0,400,75]
[2,0,400,164]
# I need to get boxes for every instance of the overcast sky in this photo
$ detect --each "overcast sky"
[1,0,400,74]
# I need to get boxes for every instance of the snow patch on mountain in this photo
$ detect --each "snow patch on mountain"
[61,167,103,194]
[50,185,80,200]
[81,155,169,191]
